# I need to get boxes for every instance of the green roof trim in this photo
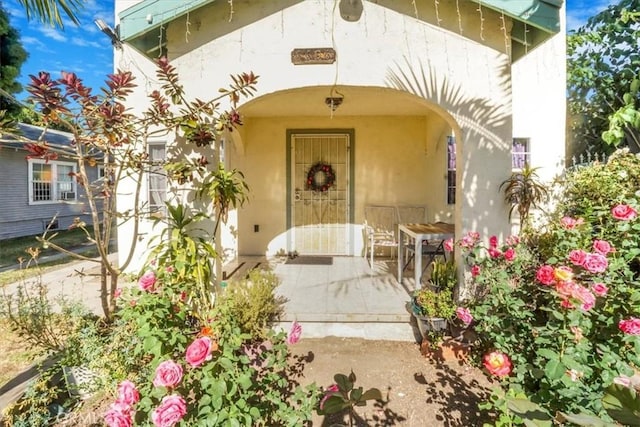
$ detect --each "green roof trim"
[119,0,215,41]
[469,0,562,33]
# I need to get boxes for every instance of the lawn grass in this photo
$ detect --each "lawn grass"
[0,227,95,269]
[0,318,45,387]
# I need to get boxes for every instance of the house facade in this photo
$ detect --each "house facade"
[0,124,99,240]
[114,0,566,272]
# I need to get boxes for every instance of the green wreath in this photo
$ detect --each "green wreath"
[306,162,335,192]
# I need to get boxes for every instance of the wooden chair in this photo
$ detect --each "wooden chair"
[364,205,399,266]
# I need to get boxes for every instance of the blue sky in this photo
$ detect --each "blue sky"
[2,0,621,102]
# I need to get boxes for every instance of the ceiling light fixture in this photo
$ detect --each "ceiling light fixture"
[325,97,343,111]
[339,0,364,22]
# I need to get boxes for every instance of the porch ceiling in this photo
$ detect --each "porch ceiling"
[239,86,435,118]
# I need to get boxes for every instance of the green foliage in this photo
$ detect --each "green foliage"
[463,150,640,423]
[0,4,27,115]
[16,0,82,28]
[218,269,287,339]
[148,203,217,311]
[567,0,640,153]
[499,165,548,227]
[316,371,383,425]
[113,258,320,426]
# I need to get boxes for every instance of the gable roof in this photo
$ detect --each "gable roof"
[118,0,563,61]
[0,123,74,151]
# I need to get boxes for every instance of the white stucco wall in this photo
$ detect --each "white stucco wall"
[114,0,567,271]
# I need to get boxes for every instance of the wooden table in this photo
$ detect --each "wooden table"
[397,222,455,287]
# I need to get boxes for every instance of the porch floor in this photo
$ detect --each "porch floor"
[223,256,423,341]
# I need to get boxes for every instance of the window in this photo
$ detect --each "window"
[28,159,77,204]
[447,136,456,205]
[148,142,167,216]
[512,138,530,170]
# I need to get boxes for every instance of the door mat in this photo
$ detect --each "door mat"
[284,256,333,265]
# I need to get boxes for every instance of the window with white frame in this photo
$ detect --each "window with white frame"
[148,142,167,216]
[447,136,456,205]
[28,159,77,204]
[512,138,530,170]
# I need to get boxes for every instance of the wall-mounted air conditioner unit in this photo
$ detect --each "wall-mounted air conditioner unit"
[61,192,76,200]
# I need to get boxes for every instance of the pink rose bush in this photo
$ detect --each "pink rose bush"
[459,195,640,420]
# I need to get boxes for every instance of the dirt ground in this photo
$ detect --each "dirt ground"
[295,337,495,427]
[56,337,495,427]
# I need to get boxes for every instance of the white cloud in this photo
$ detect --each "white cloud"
[71,37,102,49]
[39,26,67,42]
[21,36,46,49]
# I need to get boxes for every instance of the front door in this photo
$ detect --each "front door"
[289,132,351,255]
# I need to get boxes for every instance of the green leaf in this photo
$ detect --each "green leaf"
[335,373,353,392]
[537,348,559,360]
[544,359,566,381]
[505,397,553,426]
[603,385,640,426]
[559,412,617,426]
[318,395,350,415]
[361,388,383,401]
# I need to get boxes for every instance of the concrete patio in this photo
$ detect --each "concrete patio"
[225,255,421,342]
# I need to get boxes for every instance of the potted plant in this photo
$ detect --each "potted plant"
[409,259,457,340]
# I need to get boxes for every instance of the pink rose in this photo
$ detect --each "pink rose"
[104,402,133,427]
[619,318,640,335]
[583,253,608,274]
[573,286,596,311]
[460,231,480,248]
[320,384,340,410]
[504,248,516,262]
[286,321,302,345]
[488,247,502,259]
[185,336,213,367]
[593,240,614,255]
[568,249,587,266]
[471,265,481,277]
[536,265,555,285]
[115,380,139,406]
[483,351,512,377]
[138,271,157,292]
[592,282,609,297]
[153,360,183,388]
[612,204,638,221]
[151,394,187,427]
[506,235,520,246]
[560,216,584,229]
[444,238,454,252]
[456,307,473,325]
[114,288,123,299]
[489,235,499,248]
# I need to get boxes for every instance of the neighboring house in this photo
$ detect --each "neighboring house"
[114,0,566,272]
[0,123,98,240]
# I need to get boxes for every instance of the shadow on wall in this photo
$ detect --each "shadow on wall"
[385,57,512,235]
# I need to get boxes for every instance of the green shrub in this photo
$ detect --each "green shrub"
[218,269,287,338]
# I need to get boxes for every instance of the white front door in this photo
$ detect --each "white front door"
[290,132,351,255]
